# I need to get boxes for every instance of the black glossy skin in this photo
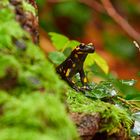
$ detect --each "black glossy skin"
[56,43,95,92]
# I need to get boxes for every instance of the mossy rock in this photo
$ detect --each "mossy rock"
[67,91,133,139]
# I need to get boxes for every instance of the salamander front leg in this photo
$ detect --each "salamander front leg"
[64,77,80,92]
[79,69,91,91]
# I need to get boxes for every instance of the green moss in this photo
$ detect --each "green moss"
[0,7,29,49]
[0,0,9,7]
[0,92,78,140]
[0,2,78,140]
[67,90,133,135]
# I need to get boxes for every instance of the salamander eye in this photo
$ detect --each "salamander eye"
[79,43,85,48]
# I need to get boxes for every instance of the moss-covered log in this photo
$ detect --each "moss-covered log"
[0,1,78,140]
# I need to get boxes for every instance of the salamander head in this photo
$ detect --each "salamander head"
[75,43,95,54]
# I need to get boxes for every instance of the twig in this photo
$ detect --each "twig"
[101,0,140,43]
[79,0,140,44]
[117,97,140,112]
[79,0,105,13]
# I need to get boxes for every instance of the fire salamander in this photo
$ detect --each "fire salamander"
[56,43,95,92]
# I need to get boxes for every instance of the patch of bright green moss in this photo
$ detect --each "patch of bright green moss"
[0,91,78,140]
[0,0,9,7]
[67,90,133,135]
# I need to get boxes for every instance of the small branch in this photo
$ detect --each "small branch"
[101,0,140,43]
[79,0,104,13]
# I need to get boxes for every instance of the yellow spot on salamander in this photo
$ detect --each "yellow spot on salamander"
[74,54,78,58]
[72,80,75,84]
[72,64,76,67]
[83,77,87,83]
[83,86,86,89]
[75,47,79,50]
[77,52,83,54]
[88,43,93,46]
[66,69,71,77]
